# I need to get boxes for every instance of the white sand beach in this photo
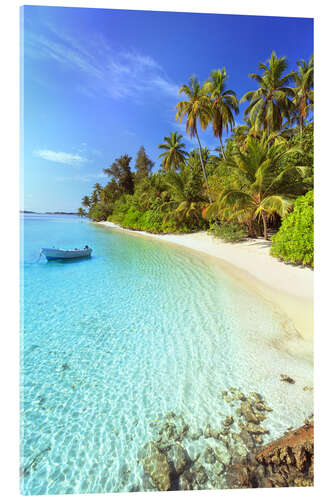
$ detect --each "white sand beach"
[98,221,313,347]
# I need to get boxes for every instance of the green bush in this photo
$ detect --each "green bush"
[270,190,314,267]
[138,210,164,233]
[88,203,111,221]
[122,207,142,229]
[209,221,248,242]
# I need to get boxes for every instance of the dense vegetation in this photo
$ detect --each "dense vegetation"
[270,190,314,267]
[79,52,314,264]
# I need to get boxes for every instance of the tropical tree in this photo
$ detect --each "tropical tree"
[135,172,169,211]
[90,183,102,206]
[205,134,306,239]
[203,68,239,158]
[134,146,154,183]
[291,55,314,134]
[158,132,187,171]
[93,183,102,194]
[175,76,213,202]
[77,207,86,218]
[104,154,134,195]
[162,167,207,228]
[240,52,295,133]
[81,195,91,208]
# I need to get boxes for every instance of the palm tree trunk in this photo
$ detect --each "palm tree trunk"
[248,218,256,238]
[262,213,268,240]
[194,127,212,204]
[219,134,226,160]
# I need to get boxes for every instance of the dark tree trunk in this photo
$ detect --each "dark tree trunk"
[195,127,212,204]
[219,135,226,160]
[248,218,256,238]
[262,213,268,240]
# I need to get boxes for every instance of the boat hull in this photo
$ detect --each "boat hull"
[41,248,92,260]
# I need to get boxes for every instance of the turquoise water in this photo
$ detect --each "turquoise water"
[21,214,313,495]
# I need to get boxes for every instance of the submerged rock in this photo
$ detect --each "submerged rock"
[245,423,268,435]
[222,415,234,427]
[187,461,208,488]
[141,442,171,491]
[178,472,192,490]
[253,402,272,412]
[212,443,231,466]
[202,446,216,464]
[225,463,251,489]
[227,422,315,489]
[166,443,188,477]
[189,429,203,440]
[239,430,255,450]
[204,423,220,440]
[240,402,266,424]
[140,388,314,491]
[280,374,295,384]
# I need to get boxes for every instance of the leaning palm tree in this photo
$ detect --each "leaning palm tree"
[158,132,187,171]
[175,76,213,202]
[291,55,314,134]
[77,207,86,218]
[240,52,295,134]
[81,195,90,208]
[203,68,239,159]
[205,134,306,239]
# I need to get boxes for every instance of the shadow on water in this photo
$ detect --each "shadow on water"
[44,256,93,265]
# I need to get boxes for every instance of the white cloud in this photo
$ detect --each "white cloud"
[34,149,87,166]
[25,25,180,102]
[55,172,107,183]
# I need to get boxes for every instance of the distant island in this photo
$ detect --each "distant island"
[20,210,78,215]
[44,211,78,215]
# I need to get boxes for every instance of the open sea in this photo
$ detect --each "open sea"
[21,214,313,494]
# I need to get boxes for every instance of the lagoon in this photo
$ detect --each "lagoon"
[21,214,313,494]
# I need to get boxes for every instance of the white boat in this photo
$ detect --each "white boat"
[41,246,92,261]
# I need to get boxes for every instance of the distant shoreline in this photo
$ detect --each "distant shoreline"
[20,211,78,215]
[98,220,313,348]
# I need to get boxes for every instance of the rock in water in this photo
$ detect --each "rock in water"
[166,443,188,477]
[255,422,314,487]
[225,463,251,489]
[142,442,171,491]
[202,446,216,464]
[280,374,295,384]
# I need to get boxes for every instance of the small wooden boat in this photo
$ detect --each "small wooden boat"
[41,246,92,261]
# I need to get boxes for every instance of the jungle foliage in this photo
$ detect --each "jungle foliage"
[80,52,314,264]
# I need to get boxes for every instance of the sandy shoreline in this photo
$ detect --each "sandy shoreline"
[97,221,313,348]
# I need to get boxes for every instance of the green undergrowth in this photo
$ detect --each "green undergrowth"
[270,190,314,267]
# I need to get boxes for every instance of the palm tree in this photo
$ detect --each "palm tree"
[205,134,306,239]
[93,183,102,194]
[175,76,213,202]
[158,132,187,171]
[162,168,207,227]
[291,55,314,134]
[81,195,90,208]
[203,68,239,159]
[240,52,295,134]
[136,173,169,211]
[228,116,295,154]
[77,207,86,218]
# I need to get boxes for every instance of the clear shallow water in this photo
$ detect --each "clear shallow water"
[21,214,313,495]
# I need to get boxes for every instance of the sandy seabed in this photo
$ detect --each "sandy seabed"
[98,221,313,351]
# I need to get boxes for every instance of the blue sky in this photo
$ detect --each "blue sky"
[22,6,313,212]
